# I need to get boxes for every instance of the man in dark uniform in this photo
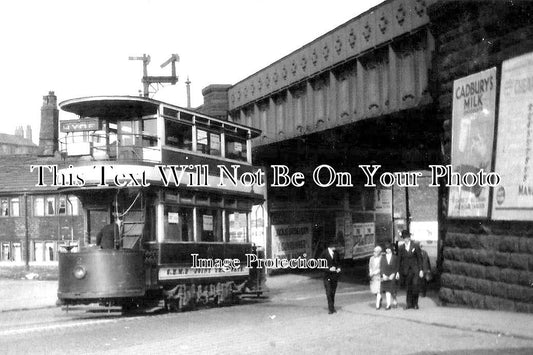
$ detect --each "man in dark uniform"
[320,242,342,314]
[96,217,122,249]
[398,230,423,309]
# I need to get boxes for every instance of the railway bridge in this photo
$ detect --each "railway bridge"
[224,0,441,266]
[207,0,533,312]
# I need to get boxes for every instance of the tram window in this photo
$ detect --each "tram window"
[196,193,209,205]
[180,112,193,122]
[179,191,193,204]
[211,196,222,207]
[227,211,248,243]
[225,199,237,209]
[198,209,222,242]
[143,119,157,136]
[225,136,247,161]
[68,131,90,143]
[165,119,192,150]
[164,206,193,241]
[142,119,158,147]
[119,120,141,147]
[163,107,178,118]
[196,129,221,156]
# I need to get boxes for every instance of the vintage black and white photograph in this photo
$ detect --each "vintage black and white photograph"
[0,0,532,354]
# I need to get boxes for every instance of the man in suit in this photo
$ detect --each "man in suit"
[398,230,423,309]
[96,217,122,249]
[320,242,342,314]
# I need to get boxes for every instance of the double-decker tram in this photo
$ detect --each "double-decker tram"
[56,96,265,312]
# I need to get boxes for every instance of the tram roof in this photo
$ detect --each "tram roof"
[59,96,261,138]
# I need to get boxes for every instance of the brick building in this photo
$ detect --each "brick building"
[0,92,84,265]
[0,127,38,155]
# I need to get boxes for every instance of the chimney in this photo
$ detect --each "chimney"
[14,126,24,137]
[200,84,231,120]
[25,125,33,142]
[39,91,59,156]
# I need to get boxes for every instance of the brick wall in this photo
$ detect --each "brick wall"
[200,84,231,120]
[0,194,85,262]
[429,0,533,312]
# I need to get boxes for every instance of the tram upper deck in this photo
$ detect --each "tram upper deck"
[59,96,259,163]
[58,96,263,195]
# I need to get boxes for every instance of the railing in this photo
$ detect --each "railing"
[59,132,161,163]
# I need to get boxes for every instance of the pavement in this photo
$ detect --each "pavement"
[0,280,58,312]
[0,274,532,342]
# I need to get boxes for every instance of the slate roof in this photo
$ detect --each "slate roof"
[0,133,36,147]
[0,155,64,194]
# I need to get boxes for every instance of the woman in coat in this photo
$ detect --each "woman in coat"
[380,242,399,310]
[368,246,383,309]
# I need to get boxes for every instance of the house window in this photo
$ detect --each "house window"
[0,197,19,217]
[58,197,67,215]
[12,243,22,262]
[34,242,44,262]
[34,195,79,216]
[34,197,45,216]
[67,196,79,215]
[45,197,55,216]
[1,199,8,216]
[1,243,10,261]
[10,198,19,217]
[45,242,55,261]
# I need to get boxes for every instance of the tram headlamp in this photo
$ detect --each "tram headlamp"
[73,266,87,279]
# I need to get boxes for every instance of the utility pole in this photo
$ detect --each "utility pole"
[129,54,180,97]
[186,76,191,108]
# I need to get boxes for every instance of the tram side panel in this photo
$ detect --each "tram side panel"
[58,249,145,304]
[148,242,253,287]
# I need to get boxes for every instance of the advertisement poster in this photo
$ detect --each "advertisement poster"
[351,222,375,259]
[168,212,180,224]
[202,215,213,231]
[493,53,533,220]
[375,188,392,214]
[449,67,497,218]
[271,224,312,260]
[337,215,352,259]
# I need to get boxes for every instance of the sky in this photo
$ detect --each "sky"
[0,0,383,144]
